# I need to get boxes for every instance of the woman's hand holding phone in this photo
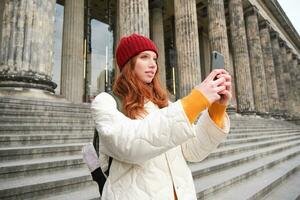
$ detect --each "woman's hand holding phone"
[195,69,229,105]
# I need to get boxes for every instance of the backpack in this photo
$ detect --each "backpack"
[92,92,122,195]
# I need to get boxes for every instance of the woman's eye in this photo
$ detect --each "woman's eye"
[141,55,148,59]
[153,58,158,62]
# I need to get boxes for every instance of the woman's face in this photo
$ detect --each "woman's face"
[134,51,158,83]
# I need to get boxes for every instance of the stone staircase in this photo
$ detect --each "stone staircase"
[192,114,300,200]
[0,96,100,200]
[0,96,300,200]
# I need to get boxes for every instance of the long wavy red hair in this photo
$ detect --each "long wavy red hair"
[113,56,169,119]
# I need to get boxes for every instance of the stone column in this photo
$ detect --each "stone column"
[0,0,57,92]
[259,20,280,113]
[279,40,292,112]
[174,0,201,97]
[270,31,286,111]
[244,6,269,113]
[84,3,92,101]
[115,0,149,76]
[60,0,85,103]
[150,1,166,88]
[296,59,300,114]
[0,2,4,49]
[208,0,236,105]
[117,0,149,37]
[228,0,255,113]
[286,50,296,114]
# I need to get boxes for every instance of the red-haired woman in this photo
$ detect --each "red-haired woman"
[91,33,231,200]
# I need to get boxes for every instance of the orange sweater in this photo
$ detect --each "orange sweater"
[181,89,226,128]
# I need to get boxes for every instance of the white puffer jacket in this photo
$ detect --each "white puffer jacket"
[91,92,230,200]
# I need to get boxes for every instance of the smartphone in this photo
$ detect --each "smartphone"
[211,51,224,71]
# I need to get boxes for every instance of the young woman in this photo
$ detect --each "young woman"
[91,33,231,200]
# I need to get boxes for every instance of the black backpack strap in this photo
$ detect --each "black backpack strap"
[104,156,113,176]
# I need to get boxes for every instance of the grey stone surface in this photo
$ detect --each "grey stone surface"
[208,0,236,106]
[261,168,300,200]
[228,0,255,113]
[270,32,287,112]
[259,20,281,113]
[191,114,300,199]
[174,0,201,97]
[150,3,167,88]
[280,41,292,112]
[60,0,85,103]
[1,96,300,199]
[0,0,57,92]
[245,6,269,113]
[117,0,149,37]
[0,95,100,199]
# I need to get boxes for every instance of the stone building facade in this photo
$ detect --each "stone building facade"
[0,0,299,118]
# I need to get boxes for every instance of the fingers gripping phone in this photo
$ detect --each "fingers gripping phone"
[211,51,224,81]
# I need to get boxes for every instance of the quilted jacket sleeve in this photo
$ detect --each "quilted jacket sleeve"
[181,110,230,162]
[91,92,196,165]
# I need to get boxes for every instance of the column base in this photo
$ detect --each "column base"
[0,74,57,93]
[0,87,67,102]
[237,110,257,116]
[256,111,271,118]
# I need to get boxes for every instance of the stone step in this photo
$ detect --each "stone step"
[227,129,300,139]
[40,184,100,200]
[0,116,94,125]
[190,139,300,178]
[229,127,299,133]
[0,167,98,200]
[0,124,95,134]
[0,133,94,147]
[220,131,300,147]
[230,119,291,125]
[208,135,300,159]
[0,109,92,118]
[230,124,299,129]
[0,130,94,136]
[194,145,300,199]
[261,168,300,200]
[0,96,90,110]
[0,103,91,114]
[0,143,86,161]
[0,155,84,179]
[0,129,94,135]
[0,124,94,131]
[230,120,297,125]
[202,154,300,200]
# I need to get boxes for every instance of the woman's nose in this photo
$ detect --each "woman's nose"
[149,59,157,68]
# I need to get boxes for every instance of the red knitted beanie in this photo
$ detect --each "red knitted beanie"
[116,33,158,71]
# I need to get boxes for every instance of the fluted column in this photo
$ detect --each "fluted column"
[0,2,4,49]
[296,59,300,114]
[0,0,57,92]
[286,50,296,114]
[174,0,201,97]
[150,1,166,88]
[115,0,149,76]
[279,40,292,113]
[60,0,84,103]
[228,0,255,113]
[117,0,149,37]
[208,0,236,105]
[270,31,286,111]
[259,20,280,113]
[245,6,269,113]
